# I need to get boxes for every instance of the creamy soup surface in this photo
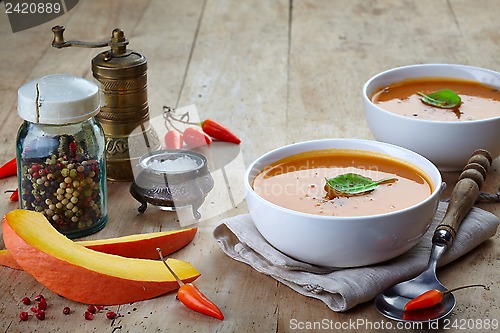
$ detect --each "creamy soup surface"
[252,150,432,217]
[371,77,500,121]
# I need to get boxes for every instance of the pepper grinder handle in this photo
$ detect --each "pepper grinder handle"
[434,149,492,243]
[52,25,128,53]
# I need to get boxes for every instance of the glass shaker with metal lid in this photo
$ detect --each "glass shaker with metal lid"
[16,74,108,238]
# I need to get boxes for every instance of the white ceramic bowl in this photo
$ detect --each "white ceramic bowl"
[245,139,443,268]
[363,64,500,171]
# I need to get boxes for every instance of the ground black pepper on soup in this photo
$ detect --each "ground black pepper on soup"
[371,77,500,121]
[252,149,432,217]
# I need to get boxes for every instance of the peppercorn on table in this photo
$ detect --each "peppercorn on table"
[0,1,499,332]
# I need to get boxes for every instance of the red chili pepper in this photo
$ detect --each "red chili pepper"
[0,157,17,179]
[177,283,224,320]
[5,189,19,202]
[10,189,19,202]
[157,249,224,320]
[201,119,241,144]
[164,129,184,149]
[183,127,212,148]
[404,284,487,311]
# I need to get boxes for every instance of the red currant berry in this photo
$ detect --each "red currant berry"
[63,307,71,315]
[35,310,45,320]
[106,311,117,319]
[38,299,47,310]
[21,297,31,305]
[96,305,105,311]
[19,311,29,321]
[87,305,97,314]
[34,294,44,302]
[84,311,94,320]
[30,306,38,313]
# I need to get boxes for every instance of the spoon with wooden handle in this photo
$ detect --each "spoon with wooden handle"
[375,149,492,322]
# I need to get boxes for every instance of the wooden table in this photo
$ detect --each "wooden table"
[1,1,499,332]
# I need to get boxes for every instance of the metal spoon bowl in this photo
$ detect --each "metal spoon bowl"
[375,149,492,322]
[375,240,454,322]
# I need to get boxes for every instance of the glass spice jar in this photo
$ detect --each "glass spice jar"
[16,74,108,238]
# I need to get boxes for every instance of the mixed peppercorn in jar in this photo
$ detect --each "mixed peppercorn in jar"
[16,74,107,238]
[18,131,105,235]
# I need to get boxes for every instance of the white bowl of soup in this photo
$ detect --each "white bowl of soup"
[363,64,500,171]
[245,139,442,267]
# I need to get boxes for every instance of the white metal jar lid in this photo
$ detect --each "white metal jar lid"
[18,74,100,124]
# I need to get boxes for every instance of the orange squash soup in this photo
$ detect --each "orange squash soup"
[252,149,432,217]
[371,77,500,121]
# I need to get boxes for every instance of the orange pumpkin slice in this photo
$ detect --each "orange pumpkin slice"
[77,227,197,259]
[0,249,21,270]
[3,209,200,305]
[0,227,197,270]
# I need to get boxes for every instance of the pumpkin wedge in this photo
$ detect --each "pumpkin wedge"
[0,227,197,270]
[78,228,197,259]
[0,249,21,270]
[3,209,200,305]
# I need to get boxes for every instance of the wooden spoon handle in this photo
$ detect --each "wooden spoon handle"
[436,149,492,240]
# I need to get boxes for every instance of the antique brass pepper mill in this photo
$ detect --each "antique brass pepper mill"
[51,26,160,181]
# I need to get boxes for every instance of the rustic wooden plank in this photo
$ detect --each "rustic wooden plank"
[177,0,290,164]
[143,0,289,332]
[0,0,499,332]
[130,0,205,120]
[281,1,500,332]
[0,1,196,332]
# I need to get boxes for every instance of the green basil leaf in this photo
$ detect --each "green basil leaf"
[418,89,461,109]
[324,173,397,198]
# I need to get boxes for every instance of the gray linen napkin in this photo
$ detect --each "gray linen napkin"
[213,202,499,312]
